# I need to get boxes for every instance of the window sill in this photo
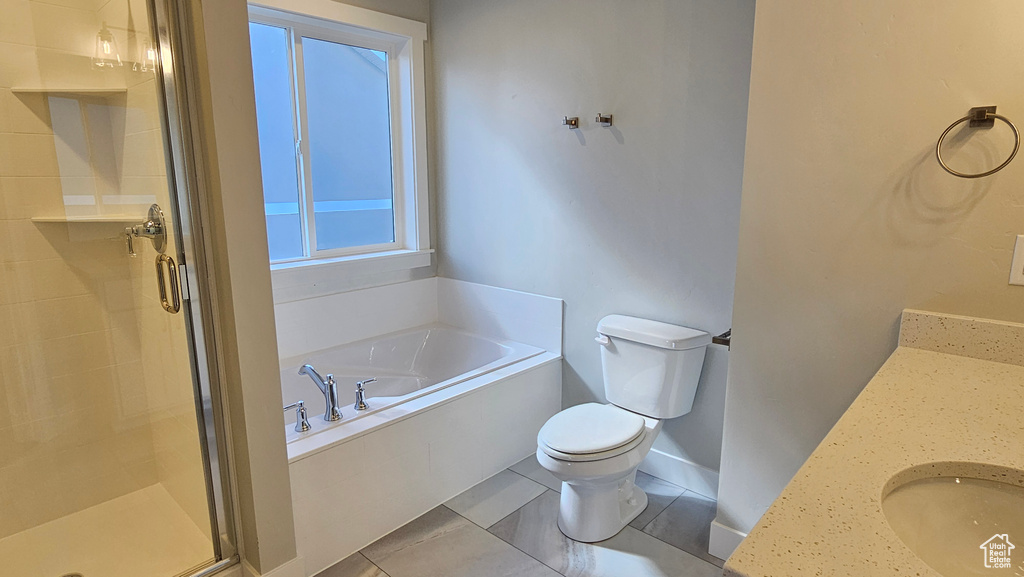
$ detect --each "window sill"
[270,249,434,303]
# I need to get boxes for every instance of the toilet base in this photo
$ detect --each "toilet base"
[555,469,648,543]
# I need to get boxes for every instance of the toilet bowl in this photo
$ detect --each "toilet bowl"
[537,403,664,542]
[536,315,709,542]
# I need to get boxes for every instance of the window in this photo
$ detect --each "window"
[248,3,429,266]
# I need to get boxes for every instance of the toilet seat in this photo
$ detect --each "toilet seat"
[538,403,646,462]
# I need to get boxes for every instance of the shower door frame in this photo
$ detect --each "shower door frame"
[146,0,241,574]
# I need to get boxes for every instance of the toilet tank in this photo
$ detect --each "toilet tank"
[597,315,711,419]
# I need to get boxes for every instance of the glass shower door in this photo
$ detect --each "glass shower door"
[0,0,230,576]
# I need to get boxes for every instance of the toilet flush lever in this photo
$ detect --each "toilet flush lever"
[595,334,610,346]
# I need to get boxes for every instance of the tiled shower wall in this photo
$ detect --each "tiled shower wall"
[0,0,210,542]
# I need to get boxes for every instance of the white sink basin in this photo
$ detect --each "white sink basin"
[882,466,1024,576]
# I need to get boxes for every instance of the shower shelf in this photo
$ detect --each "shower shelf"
[11,87,127,97]
[32,215,139,224]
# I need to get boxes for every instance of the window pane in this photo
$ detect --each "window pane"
[250,22,304,261]
[302,37,396,250]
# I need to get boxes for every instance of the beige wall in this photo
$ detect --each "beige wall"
[717,0,1024,540]
[431,0,755,475]
[189,0,298,572]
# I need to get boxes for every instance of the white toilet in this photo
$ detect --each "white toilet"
[536,314,710,542]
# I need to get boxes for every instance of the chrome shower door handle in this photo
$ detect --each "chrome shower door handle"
[155,253,182,314]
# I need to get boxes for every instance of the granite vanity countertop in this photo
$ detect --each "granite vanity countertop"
[723,310,1024,577]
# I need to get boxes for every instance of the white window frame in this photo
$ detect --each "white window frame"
[249,1,431,279]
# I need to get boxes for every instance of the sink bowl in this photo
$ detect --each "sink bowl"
[882,464,1024,576]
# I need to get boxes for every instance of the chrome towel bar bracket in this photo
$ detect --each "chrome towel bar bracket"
[936,106,1020,179]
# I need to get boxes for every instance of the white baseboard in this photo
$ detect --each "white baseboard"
[708,519,747,561]
[242,557,305,577]
[638,448,720,499]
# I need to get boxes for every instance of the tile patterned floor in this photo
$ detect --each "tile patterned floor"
[318,455,724,577]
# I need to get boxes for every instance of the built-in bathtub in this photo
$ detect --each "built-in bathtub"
[280,324,543,438]
[279,278,563,576]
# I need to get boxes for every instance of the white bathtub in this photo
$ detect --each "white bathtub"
[280,324,543,437]
[281,279,564,575]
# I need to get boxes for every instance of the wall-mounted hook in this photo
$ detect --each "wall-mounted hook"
[595,113,613,127]
[562,116,579,129]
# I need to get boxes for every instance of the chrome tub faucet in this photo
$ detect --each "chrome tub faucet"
[298,364,343,422]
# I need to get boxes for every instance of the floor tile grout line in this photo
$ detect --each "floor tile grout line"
[639,490,686,534]
[364,466,720,577]
[445,499,571,577]
[482,489,565,574]
[491,504,574,577]
[509,542,571,577]
[482,486,553,531]
[636,491,727,569]
[630,499,678,532]
[441,504,475,525]
[357,551,393,577]
[637,470,687,495]
[487,489,719,577]
[535,483,721,567]
[634,525,724,569]
[622,524,725,571]
[507,463,553,488]
[444,468,547,531]
[506,465,537,484]
[507,461,561,494]
[508,462,562,493]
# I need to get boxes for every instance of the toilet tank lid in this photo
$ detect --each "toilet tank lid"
[597,315,710,350]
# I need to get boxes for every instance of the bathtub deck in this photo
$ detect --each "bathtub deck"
[316,455,723,577]
[286,351,558,462]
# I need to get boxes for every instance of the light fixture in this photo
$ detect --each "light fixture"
[92,21,122,69]
[125,0,155,73]
[134,38,157,73]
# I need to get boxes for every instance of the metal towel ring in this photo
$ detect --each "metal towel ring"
[936,106,1020,179]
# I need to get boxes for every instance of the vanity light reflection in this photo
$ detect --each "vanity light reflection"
[93,22,123,68]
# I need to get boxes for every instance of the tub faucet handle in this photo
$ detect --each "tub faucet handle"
[284,400,311,433]
[354,378,377,411]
